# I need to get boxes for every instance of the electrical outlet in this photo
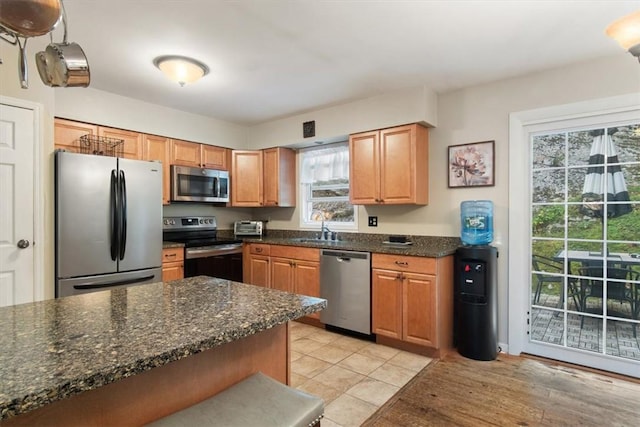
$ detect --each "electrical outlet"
[368,216,378,227]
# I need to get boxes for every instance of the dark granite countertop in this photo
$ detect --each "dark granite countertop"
[244,234,461,257]
[162,241,185,249]
[0,277,326,420]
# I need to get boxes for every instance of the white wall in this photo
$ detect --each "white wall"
[55,88,247,148]
[432,53,640,346]
[247,85,438,149]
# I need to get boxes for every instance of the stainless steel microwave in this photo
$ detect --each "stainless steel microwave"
[171,165,230,203]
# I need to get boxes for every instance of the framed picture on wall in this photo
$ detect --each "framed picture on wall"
[448,140,495,188]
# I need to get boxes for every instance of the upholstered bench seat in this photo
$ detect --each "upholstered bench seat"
[146,372,324,427]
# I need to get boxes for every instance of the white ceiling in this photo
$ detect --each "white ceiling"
[59,0,637,125]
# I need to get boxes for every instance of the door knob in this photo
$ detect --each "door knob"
[17,239,30,249]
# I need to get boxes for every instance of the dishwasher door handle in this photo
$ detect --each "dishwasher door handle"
[337,257,351,262]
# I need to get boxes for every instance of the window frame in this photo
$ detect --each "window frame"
[299,143,358,231]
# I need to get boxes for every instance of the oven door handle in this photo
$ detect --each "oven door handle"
[186,245,243,259]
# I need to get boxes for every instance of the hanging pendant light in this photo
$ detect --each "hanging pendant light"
[153,55,209,86]
[605,10,640,63]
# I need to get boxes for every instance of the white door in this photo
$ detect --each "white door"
[0,103,35,306]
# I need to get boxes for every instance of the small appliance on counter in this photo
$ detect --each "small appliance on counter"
[234,220,264,238]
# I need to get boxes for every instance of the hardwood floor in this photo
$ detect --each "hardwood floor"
[363,352,640,426]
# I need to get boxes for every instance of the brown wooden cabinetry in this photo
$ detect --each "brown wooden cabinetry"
[243,244,271,287]
[372,253,452,351]
[162,247,184,281]
[54,118,98,153]
[54,119,143,160]
[231,148,295,207]
[143,134,171,205]
[270,245,320,319]
[99,127,143,160]
[350,123,429,205]
[171,140,229,170]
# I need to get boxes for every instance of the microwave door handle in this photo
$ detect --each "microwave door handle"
[212,176,219,197]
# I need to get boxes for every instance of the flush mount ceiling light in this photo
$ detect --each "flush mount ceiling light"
[153,55,209,86]
[605,10,640,63]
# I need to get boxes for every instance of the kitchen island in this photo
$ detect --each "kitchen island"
[0,276,326,425]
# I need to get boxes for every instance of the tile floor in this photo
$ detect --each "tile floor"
[289,321,434,427]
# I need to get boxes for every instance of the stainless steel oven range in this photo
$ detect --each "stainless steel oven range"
[162,216,243,282]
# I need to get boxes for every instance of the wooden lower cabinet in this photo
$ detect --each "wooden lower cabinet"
[372,253,453,352]
[162,247,184,281]
[243,244,271,287]
[243,244,321,320]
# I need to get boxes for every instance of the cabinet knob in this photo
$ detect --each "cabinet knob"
[255,247,262,253]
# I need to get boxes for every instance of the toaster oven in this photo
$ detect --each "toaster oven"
[234,220,263,237]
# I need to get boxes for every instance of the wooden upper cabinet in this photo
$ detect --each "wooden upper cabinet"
[171,140,229,170]
[263,147,295,207]
[54,118,98,153]
[231,150,263,206]
[55,119,143,159]
[143,134,171,205]
[171,139,201,167]
[98,127,143,160]
[350,123,429,205]
[232,148,295,207]
[201,145,229,170]
[349,130,379,205]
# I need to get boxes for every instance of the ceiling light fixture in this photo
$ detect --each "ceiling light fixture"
[605,10,640,63]
[153,55,209,86]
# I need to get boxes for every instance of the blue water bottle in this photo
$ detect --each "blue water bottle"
[460,200,494,245]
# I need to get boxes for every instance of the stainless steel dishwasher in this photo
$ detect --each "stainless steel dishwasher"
[320,249,371,335]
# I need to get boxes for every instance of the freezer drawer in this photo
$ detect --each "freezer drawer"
[56,268,162,297]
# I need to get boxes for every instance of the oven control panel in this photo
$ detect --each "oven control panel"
[163,216,217,230]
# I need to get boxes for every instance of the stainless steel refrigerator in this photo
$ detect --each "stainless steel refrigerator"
[55,151,163,297]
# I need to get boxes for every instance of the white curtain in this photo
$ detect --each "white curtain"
[300,143,349,184]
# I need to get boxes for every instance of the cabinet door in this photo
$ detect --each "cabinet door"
[380,124,428,205]
[372,268,403,339]
[293,260,320,319]
[54,118,98,153]
[201,145,229,170]
[143,134,170,205]
[231,150,263,207]
[349,130,379,204]
[162,262,184,281]
[248,255,270,288]
[271,257,293,292]
[263,147,296,207]
[171,140,202,167]
[403,272,436,347]
[98,127,143,160]
[379,125,415,204]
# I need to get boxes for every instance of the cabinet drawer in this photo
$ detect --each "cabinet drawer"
[163,247,184,263]
[249,244,270,256]
[372,253,435,274]
[270,245,320,262]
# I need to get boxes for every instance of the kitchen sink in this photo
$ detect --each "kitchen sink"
[289,237,341,244]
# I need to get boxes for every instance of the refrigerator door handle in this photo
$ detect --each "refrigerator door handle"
[119,170,127,260]
[72,274,156,290]
[110,169,119,261]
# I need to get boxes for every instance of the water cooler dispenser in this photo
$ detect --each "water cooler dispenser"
[455,201,498,361]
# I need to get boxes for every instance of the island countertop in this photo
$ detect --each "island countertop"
[0,277,326,420]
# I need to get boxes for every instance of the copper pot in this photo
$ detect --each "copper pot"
[0,0,62,88]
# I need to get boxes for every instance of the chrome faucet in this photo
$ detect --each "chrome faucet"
[320,218,331,240]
